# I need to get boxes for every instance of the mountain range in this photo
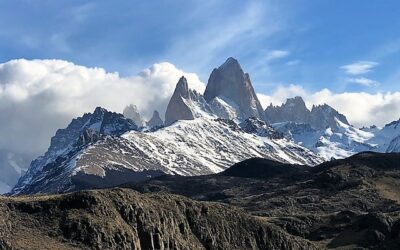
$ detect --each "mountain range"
[3,57,400,195]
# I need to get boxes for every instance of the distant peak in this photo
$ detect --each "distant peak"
[93,107,108,115]
[286,96,305,104]
[224,57,239,65]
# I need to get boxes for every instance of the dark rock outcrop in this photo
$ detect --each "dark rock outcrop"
[0,189,316,250]
[128,152,400,249]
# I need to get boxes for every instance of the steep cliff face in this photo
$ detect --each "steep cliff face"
[265,96,311,124]
[204,57,265,120]
[0,189,316,250]
[164,77,196,126]
[264,96,349,131]
[309,104,349,130]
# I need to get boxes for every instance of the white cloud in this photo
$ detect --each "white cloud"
[0,59,205,157]
[346,77,379,87]
[340,61,378,75]
[266,50,290,61]
[257,84,400,127]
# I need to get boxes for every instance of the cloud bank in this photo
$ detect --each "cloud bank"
[257,85,400,128]
[0,59,205,157]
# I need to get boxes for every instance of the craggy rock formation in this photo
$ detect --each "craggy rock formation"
[204,57,265,120]
[165,76,196,126]
[0,189,316,250]
[264,96,349,131]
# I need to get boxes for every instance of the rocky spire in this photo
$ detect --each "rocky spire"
[123,104,145,127]
[147,110,164,128]
[204,57,265,120]
[165,76,196,126]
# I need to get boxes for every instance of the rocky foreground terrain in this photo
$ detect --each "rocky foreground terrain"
[126,152,400,249]
[0,189,315,250]
[1,152,399,249]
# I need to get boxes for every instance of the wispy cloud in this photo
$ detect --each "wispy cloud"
[266,50,290,61]
[346,77,379,87]
[340,61,378,75]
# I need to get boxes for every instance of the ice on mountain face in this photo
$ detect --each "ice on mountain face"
[204,57,265,120]
[310,104,349,130]
[11,116,322,195]
[209,96,240,121]
[273,118,376,160]
[147,110,164,128]
[387,135,400,152]
[123,104,145,127]
[11,107,137,195]
[164,76,215,126]
[368,119,400,151]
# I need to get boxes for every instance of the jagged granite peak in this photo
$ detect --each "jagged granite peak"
[165,76,196,126]
[123,104,145,127]
[310,104,349,130]
[265,96,311,124]
[147,110,164,128]
[204,57,265,120]
[11,107,138,194]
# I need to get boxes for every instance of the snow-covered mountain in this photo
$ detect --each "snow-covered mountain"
[11,107,138,194]
[273,107,400,160]
[11,58,323,195]
[8,57,399,195]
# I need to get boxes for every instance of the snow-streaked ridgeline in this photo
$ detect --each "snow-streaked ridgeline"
[7,58,400,195]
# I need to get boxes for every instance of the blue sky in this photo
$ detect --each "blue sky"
[0,0,399,95]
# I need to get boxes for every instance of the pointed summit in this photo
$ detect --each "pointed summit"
[147,110,164,128]
[204,57,264,120]
[165,76,196,126]
[310,104,349,130]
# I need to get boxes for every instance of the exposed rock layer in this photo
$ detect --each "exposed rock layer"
[0,189,316,250]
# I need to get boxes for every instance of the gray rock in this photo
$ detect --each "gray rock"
[264,96,350,131]
[310,104,349,130]
[147,110,164,128]
[165,76,196,126]
[123,104,145,127]
[204,57,265,120]
[265,96,311,124]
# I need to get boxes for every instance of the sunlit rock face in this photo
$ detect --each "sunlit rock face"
[204,57,265,120]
